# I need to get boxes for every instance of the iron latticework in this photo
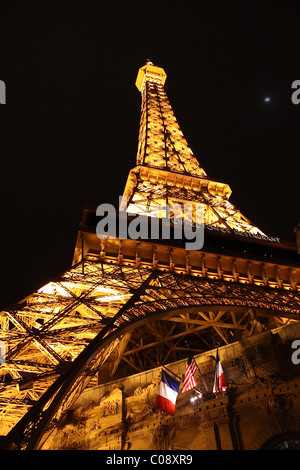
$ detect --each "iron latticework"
[0,61,299,449]
[122,61,267,238]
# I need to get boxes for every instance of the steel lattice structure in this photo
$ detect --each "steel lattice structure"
[122,62,266,238]
[1,258,300,449]
[0,61,299,449]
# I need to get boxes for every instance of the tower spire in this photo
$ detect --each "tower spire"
[121,61,267,239]
[135,61,207,177]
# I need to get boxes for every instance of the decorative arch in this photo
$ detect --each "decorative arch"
[1,261,300,450]
[260,432,300,450]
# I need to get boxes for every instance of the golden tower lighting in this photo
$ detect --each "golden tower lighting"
[0,61,299,450]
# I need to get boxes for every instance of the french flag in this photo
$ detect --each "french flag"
[155,370,180,416]
[213,350,227,393]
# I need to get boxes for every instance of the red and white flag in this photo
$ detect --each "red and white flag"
[182,354,197,393]
[213,350,227,393]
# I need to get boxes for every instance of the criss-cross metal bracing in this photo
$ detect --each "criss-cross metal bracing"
[0,257,299,449]
[123,63,267,238]
[136,80,206,177]
[1,62,299,449]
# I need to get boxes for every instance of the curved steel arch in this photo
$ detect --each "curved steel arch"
[1,267,300,449]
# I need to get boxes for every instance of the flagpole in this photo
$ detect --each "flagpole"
[163,364,202,397]
[194,358,209,393]
[184,341,209,393]
[213,350,218,393]
[162,365,182,382]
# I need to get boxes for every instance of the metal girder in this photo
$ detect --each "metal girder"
[0,258,299,449]
[123,73,266,238]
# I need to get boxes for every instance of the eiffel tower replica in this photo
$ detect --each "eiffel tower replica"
[1,61,300,450]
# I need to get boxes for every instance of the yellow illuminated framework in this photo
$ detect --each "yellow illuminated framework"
[122,61,266,239]
[0,61,299,449]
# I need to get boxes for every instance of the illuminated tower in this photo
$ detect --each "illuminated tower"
[122,61,266,237]
[0,62,299,450]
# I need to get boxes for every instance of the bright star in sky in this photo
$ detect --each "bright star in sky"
[264,97,270,103]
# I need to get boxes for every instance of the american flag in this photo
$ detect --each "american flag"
[182,354,197,393]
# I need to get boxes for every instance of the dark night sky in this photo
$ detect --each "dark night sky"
[1,1,300,308]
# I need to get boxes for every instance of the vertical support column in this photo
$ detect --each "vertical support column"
[216,418,234,450]
[201,422,218,450]
[200,396,235,450]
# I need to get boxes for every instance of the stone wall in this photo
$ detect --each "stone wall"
[42,322,300,450]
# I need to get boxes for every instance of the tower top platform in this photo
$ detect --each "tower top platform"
[135,61,167,92]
